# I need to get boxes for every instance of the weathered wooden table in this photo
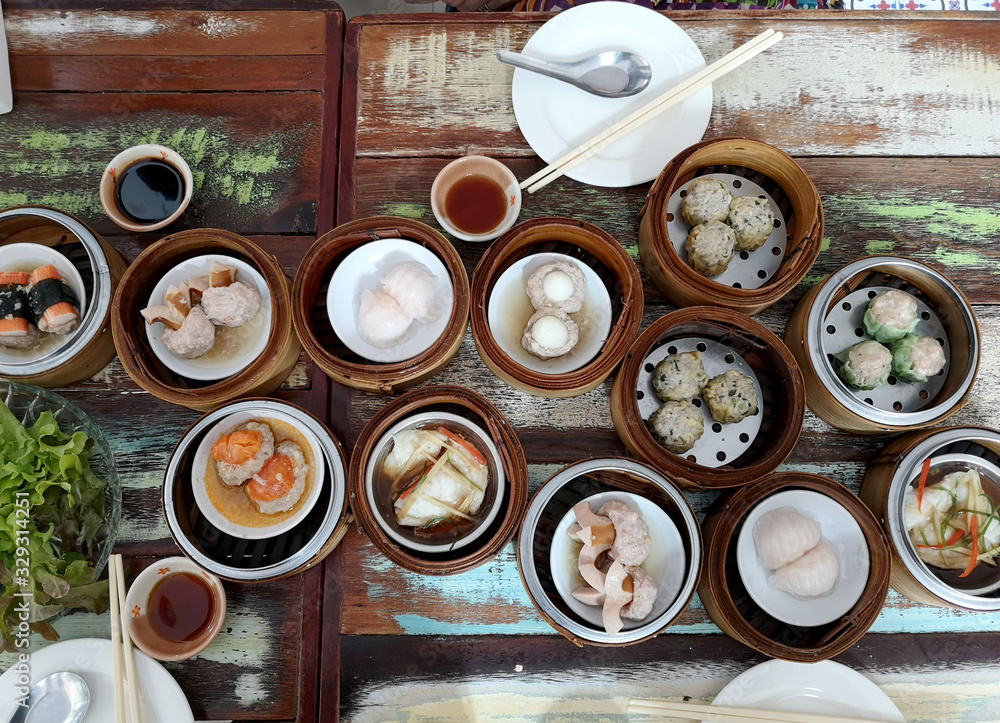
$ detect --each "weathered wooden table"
[333,12,1000,722]
[0,6,343,721]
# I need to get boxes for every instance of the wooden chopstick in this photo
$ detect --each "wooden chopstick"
[110,554,143,723]
[627,698,880,723]
[520,29,784,194]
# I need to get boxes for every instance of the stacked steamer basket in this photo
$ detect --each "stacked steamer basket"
[700,472,891,661]
[638,138,823,315]
[0,206,127,385]
[292,216,470,394]
[785,256,979,433]
[861,427,1000,612]
[518,458,701,647]
[163,398,350,582]
[611,307,805,490]
[112,229,301,412]
[349,385,528,575]
[470,217,643,397]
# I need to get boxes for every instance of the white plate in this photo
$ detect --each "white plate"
[486,253,612,375]
[327,239,455,364]
[549,491,686,632]
[709,660,905,723]
[737,490,870,628]
[192,408,326,540]
[511,2,711,188]
[0,0,11,115]
[145,254,272,381]
[0,638,194,723]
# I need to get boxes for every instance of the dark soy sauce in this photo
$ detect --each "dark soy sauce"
[148,572,215,643]
[115,159,184,224]
[444,174,508,235]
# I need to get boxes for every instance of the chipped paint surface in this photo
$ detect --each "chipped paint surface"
[824,195,1000,245]
[379,202,427,220]
[8,13,164,39]
[199,14,254,39]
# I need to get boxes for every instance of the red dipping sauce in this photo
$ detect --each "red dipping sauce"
[443,174,508,235]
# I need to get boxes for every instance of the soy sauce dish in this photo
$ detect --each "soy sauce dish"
[125,556,226,662]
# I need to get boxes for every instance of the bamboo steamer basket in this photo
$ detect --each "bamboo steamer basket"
[162,398,350,583]
[861,426,1000,611]
[611,307,805,491]
[292,216,470,394]
[470,217,643,398]
[0,206,127,386]
[348,385,528,575]
[517,457,701,647]
[785,256,979,433]
[111,229,301,412]
[638,138,824,315]
[700,472,891,662]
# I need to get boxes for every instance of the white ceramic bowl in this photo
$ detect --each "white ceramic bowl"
[549,490,686,632]
[326,238,455,364]
[100,144,193,232]
[364,411,506,554]
[737,489,870,627]
[191,408,326,540]
[0,243,88,365]
[124,556,226,662]
[144,254,271,381]
[487,252,613,375]
[430,155,521,242]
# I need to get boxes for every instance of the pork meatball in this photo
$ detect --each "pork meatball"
[621,566,657,622]
[521,308,579,359]
[525,260,586,314]
[681,177,732,226]
[685,220,736,277]
[162,306,215,359]
[703,370,759,424]
[728,195,775,251]
[652,350,709,402]
[201,281,262,327]
[647,401,704,454]
[599,499,651,566]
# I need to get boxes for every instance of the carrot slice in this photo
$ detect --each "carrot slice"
[917,457,932,511]
[916,528,965,550]
[960,516,979,578]
[438,427,487,465]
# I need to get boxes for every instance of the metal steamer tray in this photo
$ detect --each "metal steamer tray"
[667,172,787,291]
[822,286,950,414]
[163,399,347,582]
[636,337,763,468]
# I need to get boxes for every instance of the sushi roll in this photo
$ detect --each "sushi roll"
[27,265,80,336]
[864,289,919,343]
[890,334,946,383]
[728,195,775,251]
[211,421,275,486]
[647,401,704,454]
[652,350,709,402]
[835,340,892,390]
[703,370,759,424]
[0,272,40,349]
[246,440,309,514]
[681,177,732,227]
[685,220,736,277]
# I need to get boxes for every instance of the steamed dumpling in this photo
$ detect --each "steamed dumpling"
[681,177,732,226]
[652,350,709,402]
[753,507,822,570]
[864,289,919,343]
[768,540,840,598]
[703,370,758,424]
[357,289,412,348]
[379,262,441,323]
[890,334,946,383]
[728,195,774,251]
[836,340,892,390]
[647,401,704,454]
[685,220,736,277]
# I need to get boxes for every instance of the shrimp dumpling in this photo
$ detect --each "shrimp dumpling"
[836,340,892,390]
[769,540,840,598]
[753,507,822,570]
[379,262,442,323]
[890,334,946,383]
[864,289,919,343]
[357,289,413,348]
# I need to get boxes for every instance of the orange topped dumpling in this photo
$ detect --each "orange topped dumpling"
[246,440,308,515]
[211,421,274,486]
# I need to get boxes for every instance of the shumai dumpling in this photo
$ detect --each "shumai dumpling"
[864,289,919,343]
[681,177,733,226]
[652,350,709,402]
[836,340,892,390]
[890,334,946,383]
[703,370,759,424]
[647,401,704,454]
[685,220,736,277]
[728,195,775,251]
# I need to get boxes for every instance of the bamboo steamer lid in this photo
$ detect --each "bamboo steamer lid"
[292,216,470,394]
[638,138,823,315]
[111,229,301,412]
[0,206,127,386]
[348,385,528,576]
[470,217,643,398]
[700,472,891,662]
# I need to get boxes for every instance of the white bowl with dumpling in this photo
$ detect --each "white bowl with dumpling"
[737,490,870,627]
[549,491,686,636]
[327,239,454,364]
[144,254,271,381]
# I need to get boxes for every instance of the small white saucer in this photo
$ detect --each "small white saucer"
[737,489,870,628]
[549,491,686,631]
[487,253,612,375]
[327,239,455,363]
[191,408,326,540]
[145,254,271,381]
